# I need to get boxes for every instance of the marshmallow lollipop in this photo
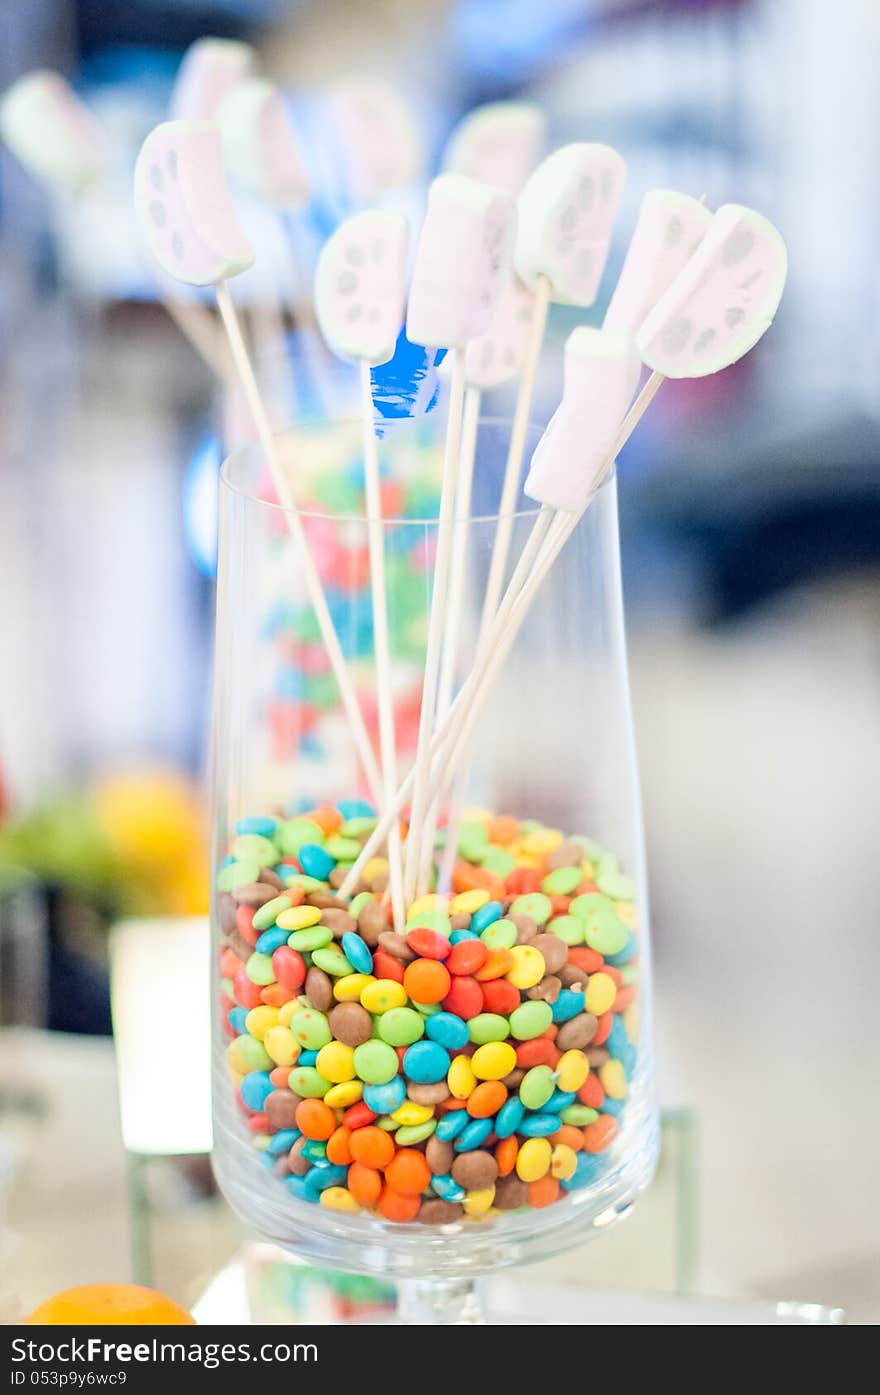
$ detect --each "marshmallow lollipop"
[218,78,310,209]
[637,203,787,377]
[169,37,256,122]
[442,101,545,195]
[133,120,383,803]
[604,189,712,336]
[0,69,106,194]
[328,78,423,204]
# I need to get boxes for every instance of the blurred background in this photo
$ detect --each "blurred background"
[1,0,878,1324]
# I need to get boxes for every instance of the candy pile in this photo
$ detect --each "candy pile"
[219,801,639,1225]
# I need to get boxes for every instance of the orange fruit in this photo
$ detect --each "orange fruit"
[25,1284,194,1325]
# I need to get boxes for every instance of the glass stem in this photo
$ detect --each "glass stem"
[396,1278,484,1325]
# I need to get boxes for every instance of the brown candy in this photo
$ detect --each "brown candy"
[449,913,472,931]
[319,908,357,938]
[503,1068,525,1089]
[231,881,278,908]
[531,932,568,974]
[556,1012,599,1051]
[527,974,561,1004]
[558,964,588,989]
[418,1199,463,1225]
[378,931,415,961]
[288,1136,311,1177]
[308,893,349,912]
[494,1175,528,1210]
[425,1136,454,1175]
[304,966,333,1012]
[586,1045,609,1068]
[328,1001,372,1047]
[224,928,254,961]
[545,841,583,871]
[451,1150,498,1191]
[330,865,363,892]
[265,1089,300,1131]
[510,913,538,944]
[217,892,238,934]
[258,867,284,890]
[371,871,389,894]
[273,1155,291,1178]
[407,1081,450,1105]
[357,901,388,946]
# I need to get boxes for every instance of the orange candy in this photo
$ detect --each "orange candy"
[260,982,295,1007]
[384,1148,431,1195]
[219,947,241,979]
[295,1099,336,1141]
[349,1126,395,1169]
[451,861,505,900]
[377,1186,421,1223]
[583,1115,618,1154]
[326,1126,353,1165]
[348,1162,382,1207]
[613,986,635,1013]
[269,1066,292,1088]
[578,1075,604,1109]
[467,1080,507,1118]
[505,867,541,896]
[527,1176,560,1209]
[403,958,451,1005]
[474,948,513,982]
[496,1136,518,1177]
[567,946,605,974]
[487,815,520,844]
[306,805,344,834]
[550,1124,584,1152]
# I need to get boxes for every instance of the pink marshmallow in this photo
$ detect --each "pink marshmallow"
[315,209,409,366]
[0,70,107,194]
[464,269,535,390]
[442,101,545,195]
[169,38,255,122]
[604,189,712,336]
[219,78,309,209]
[328,79,423,202]
[515,143,625,306]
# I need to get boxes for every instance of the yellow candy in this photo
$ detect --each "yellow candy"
[360,979,407,1013]
[623,1000,640,1043]
[513,853,540,870]
[253,1134,271,1152]
[276,905,322,931]
[506,943,546,989]
[315,1041,356,1083]
[471,1041,516,1081]
[550,1144,578,1181]
[462,807,492,825]
[407,893,448,920]
[599,1058,627,1100]
[226,1065,243,1088]
[325,1080,363,1109]
[556,1048,589,1093]
[516,1137,552,1182]
[244,1005,280,1041]
[278,999,299,1028]
[319,1187,361,1214]
[462,1186,495,1217]
[449,889,490,915]
[585,971,616,1015]
[334,973,375,1001]
[391,1101,433,1127]
[520,828,564,857]
[616,902,638,928]
[263,1025,299,1067]
[362,857,389,882]
[448,1055,477,1099]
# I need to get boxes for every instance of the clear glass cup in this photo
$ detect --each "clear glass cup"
[211,413,659,1323]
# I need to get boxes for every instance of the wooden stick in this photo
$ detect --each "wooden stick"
[215,280,384,805]
[360,361,405,933]
[402,347,467,901]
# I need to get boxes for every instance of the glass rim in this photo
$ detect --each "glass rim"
[219,415,615,527]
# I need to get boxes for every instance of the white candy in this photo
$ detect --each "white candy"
[524,327,641,512]
[515,143,625,306]
[406,174,514,350]
[636,203,787,378]
[133,121,254,287]
[315,210,409,366]
[169,37,256,122]
[442,101,545,195]
[464,269,534,389]
[0,70,106,194]
[604,189,712,336]
[218,78,309,209]
[328,78,422,202]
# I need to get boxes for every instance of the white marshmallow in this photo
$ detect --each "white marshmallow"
[133,121,254,287]
[169,38,256,122]
[0,70,106,194]
[464,269,535,389]
[442,101,545,195]
[406,174,515,350]
[524,327,641,512]
[604,189,712,336]
[315,210,409,366]
[515,143,625,306]
[637,203,787,377]
[328,78,423,202]
[218,78,309,209]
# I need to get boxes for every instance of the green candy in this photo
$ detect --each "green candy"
[479,918,517,950]
[406,910,452,937]
[479,846,516,878]
[509,1000,552,1040]
[217,858,260,892]
[290,1008,332,1050]
[519,1065,556,1111]
[245,952,276,986]
[232,833,278,867]
[323,835,362,861]
[411,1000,441,1016]
[547,915,585,947]
[289,1066,331,1098]
[508,892,552,926]
[597,868,636,901]
[277,818,324,856]
[559,1104,598,1126]
[569,892,613,921]
[287,926,333,953]
[519,820,542,835]
[395,1121,437,1146]
[311,946,354,977]
[621,964,639,986]
[377,1007,425,1047]
[340,817,376,839]
[305,673,340,709]
[281,874,327,893]
[375,1115,398,1131]
[584,908,629,956]
[468,1013,510,1045]
[233,1035,271,1073]
[353,1040,399,1085]
[574,837,605,862]
[540,866,581,896]
[252,895,293,931]
[458,819,488,848]
[348,892,374,919]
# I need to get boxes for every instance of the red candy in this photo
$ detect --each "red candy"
[515,1038,558,1068]
[272,946,306,991]
[505,867,542,895]
[593,1011,613,1046]
[236,905,259,946]
[442,975,484,1019]
[447,938,489,976]
[406,927,451,960]
[373,950,405,983]
[578,1075,604,1108]
[232,966,262,1010]
[343,1101,376,1130]
[480,977,520,1015]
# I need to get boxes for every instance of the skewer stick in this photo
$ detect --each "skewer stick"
[360,361,406,933]
[402,347,467,900]
[215,280,384,804]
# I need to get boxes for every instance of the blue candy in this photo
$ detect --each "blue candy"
[239,1071,273,1112]
[449,929,479,945]
[471,901,503,933]
[495,1096,525,1139]
[302,1141,328,1162]
[453,1117,494,1151]
[304,1163,347,1197]
[436,1110,469,1142]
[228,1007,249,1035]
[235,816,278,837]
[298,1050,318,1067]
[363,1075,406,1113]
[518,1113,560,1137]
[255,927,291,955]
[298,843,335,881]
[402,1040,449,1085]
[601,1097,624,1118]
[341,931,373,975]
[545,1089,577,1113]
[218,854,236,870]
[561,1151,607,1191]
[605,933,638,967]
[431,1174,465,1202]
[425,1012,469,1052]
[552,989,585,1023]
[265,1128,299,1156]
[284,1175,311,1202]
[337,799,376,820]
